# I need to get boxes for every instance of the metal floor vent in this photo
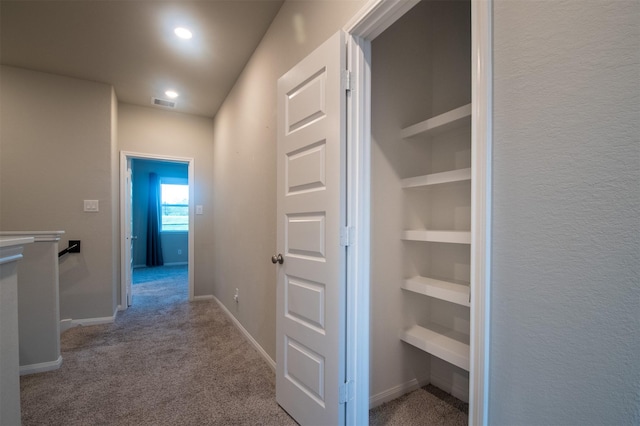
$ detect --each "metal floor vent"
[152,97,176,109]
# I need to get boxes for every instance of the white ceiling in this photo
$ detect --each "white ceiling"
[0,0,284,117]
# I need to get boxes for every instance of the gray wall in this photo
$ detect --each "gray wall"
[211,0,366,361]
[131,159,189,267]
[0,65,119,321]
[490,1,639,424]
[118,103,215,297]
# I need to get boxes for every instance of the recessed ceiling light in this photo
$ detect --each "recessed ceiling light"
[165,90,179,99]
[174,27,192,40]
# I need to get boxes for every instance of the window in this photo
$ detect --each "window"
[160,183,189,232]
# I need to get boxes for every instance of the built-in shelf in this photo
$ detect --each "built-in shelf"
[400,103,472,139]
[401,324,470,371]
[401,168,471,189]
[402,276,470,307]
[402,230,471,245]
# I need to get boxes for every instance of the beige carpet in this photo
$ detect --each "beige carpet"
[20,266,297,426]
[369,384,468,426]
[21,265,467,425]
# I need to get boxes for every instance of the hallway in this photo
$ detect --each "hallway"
[20,266,295,425]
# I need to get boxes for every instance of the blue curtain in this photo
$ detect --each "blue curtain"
[146,173,164,266]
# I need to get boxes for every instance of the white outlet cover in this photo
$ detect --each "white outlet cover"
[84,200,99,212]
[196,205,203,215]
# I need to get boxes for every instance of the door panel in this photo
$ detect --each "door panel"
[276,31,346,425]
[286,213,326,259]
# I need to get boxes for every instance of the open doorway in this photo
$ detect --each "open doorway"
[120,151,195,310]
[342,0,492,423]
[131,158,189,304]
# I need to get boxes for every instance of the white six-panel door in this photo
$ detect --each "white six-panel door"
[276,31,347,425]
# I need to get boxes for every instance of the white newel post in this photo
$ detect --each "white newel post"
[0,236,34,426]
[0,231,65,375]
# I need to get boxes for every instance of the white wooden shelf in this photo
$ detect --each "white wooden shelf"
[401,168,471,189]
[402,230,471,245]
[400,103,472,139]
[402,276,470,307]
[401,324,470,371]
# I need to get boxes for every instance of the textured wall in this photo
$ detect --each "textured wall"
[118,103,215,296]
[211,0,366,361]
[0,66,118,321]
[491,1,639,424]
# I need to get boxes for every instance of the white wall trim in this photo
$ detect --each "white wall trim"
[119,150,196,308]
[469,0,493,425]
[19,355,63,376]
[344,32,372,425]
[369,377,429,409]
[430,369,470,404]
[212,295,276,372]
[192,295,214,302]
[60,306,119,331]
[163,261,188,267]
[344,0,420,40]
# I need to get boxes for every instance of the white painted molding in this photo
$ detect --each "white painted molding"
[19,356,63,376]
[119,150,196,310]
[0,237,32,264]
[345,31,372,426]
[163,262,188,267]
[344,0,420,40]
[369,377,429,409]
[430,369,470,404]
[212,295,276,372]
[61,306,119,330]
[191,295,214,302]
[469,0,493,425]
[0,231,64,242]
[59,318,73,334]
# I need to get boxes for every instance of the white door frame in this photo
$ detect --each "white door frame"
[343,1,493,424]
[119,151,195,308]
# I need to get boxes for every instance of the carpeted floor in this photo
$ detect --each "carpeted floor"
[369,384,468,426]
[20,265,297,426]
[20,265,467,425]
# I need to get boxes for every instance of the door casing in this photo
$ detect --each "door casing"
[119,151,195,309]
[342,1,493,424]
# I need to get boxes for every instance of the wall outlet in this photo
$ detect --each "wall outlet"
[178,249,182,255]
[234,288,239,303]
[83,199,99,212]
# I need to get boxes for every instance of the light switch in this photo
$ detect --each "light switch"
[196,205,203,215]
[84,200,99,212]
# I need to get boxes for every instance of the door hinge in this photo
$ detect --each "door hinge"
[339,380,355,404]
[342,69,351,92]
[340,226,355,247]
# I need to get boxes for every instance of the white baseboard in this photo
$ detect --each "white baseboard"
[430,369,469,403]
[369,377,429,409]
[212,295,276,372]
[60,307,118,333]
[20,355,63,376]
[192,295,214,302]
[59,318,74,334]
[134,262,187,268]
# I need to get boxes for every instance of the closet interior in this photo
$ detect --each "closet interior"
[370,0,472,407]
